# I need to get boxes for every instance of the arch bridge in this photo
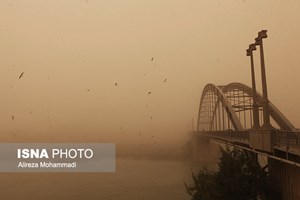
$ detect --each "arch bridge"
[193,30,300,199]
[196,82,300,163]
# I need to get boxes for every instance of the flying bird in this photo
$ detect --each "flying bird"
[115,82,118,86]
[87,89,90,92]
[148,92,151,95]
[151,57,154,62]
[150,116,152,120]
[163,78,167,83]
[11,116,14,120]
[19,72,24,79]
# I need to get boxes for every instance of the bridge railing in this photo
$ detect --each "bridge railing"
[273,130,300,149]
[198,130,249,144]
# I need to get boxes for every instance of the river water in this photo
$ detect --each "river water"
[0,158,216,200]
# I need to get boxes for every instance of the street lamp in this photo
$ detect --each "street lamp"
[246,44,260,129]
[255,30,272,129]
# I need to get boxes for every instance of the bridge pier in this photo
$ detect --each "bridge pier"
[249,129,273,153]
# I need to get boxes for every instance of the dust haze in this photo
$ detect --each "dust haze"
[1,0,300,159]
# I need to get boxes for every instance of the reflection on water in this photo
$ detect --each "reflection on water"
[0,158,215,200]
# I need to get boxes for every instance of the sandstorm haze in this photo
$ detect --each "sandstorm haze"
[1,0,300,145]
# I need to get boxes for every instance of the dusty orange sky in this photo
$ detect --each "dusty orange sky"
[1,0,300,144]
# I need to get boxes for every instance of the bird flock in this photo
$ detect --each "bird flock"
[13,57,167,146]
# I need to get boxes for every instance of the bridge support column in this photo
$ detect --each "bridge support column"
[247,44,260,129]
[255,30,272,129]
[249,130,273,153]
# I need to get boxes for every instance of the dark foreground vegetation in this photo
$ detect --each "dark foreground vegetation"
[185,146,277,200]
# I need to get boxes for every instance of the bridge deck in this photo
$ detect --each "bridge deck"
[195,130,300,164]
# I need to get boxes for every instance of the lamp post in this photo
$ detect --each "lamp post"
[246,44,260,129]
[255,30,271,129]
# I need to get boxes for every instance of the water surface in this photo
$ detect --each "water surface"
[0,158,214,200]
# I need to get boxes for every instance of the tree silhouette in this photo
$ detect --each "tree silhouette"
[185,146,275,200]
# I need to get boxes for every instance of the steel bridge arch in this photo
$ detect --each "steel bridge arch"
[197,82,296,132]
[197,83,244,131]
[223,82,296,131]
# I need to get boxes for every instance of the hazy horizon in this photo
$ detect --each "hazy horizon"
[1,0,300,146]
